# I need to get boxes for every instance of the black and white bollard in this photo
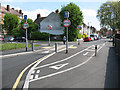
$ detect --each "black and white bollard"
[55,43,57,52]
[95,45,97,56]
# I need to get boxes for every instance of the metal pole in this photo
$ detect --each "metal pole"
[66,26,68,53]
[95,45,97,56]
[55,43,57,52]
[49,33,50,46]
[78,29,80,45]
[26,20,28,51]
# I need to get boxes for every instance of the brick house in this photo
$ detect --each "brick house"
[0,3,23,38]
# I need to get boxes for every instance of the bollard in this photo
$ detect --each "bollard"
[55,43,57,52]
[32,41,34,51]
[95,45,97,56]
[78,39,80,45]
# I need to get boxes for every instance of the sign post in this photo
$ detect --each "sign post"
[77,25,82,45]
[24,15,28,51]
[47,25,52,46]
[63,12,70,53]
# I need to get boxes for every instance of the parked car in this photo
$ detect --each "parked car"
[90,34,98,40]
[3,37,14,42]
[14,37,26,42]
[0,37,3,41]
[84,37,91,42]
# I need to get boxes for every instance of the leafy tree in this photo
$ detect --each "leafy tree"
[97,1,120,30]
[60,2,83,41]
[12,19,38,38]
[4,13,19,35]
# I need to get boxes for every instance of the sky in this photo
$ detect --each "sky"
[1,0,117,31]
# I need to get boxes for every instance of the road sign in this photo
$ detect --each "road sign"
[63,19,71,27]
[47,25,52,30]
[23,23,28,29]
[64,12,69,18]
[24,15,27,20]
[77,25,82,30]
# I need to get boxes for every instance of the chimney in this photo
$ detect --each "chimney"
[37,14,41,18]
[19,10,22,14]
[12,8,14,10]
[7,5,10,11]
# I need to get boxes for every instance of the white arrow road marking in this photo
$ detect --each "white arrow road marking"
[42,51,49,53]
[83,52,89,56]
[49,63,69,70]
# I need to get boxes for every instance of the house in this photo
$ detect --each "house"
[0,3,23,37]
[34,10,64,36]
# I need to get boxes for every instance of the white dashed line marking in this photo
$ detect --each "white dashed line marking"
[35,74,39,79]
[30,75,34,80]
[36,70,40,74]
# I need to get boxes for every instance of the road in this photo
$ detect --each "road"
[2,39,119,89]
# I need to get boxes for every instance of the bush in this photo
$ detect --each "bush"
[31,31,49,40]
[77,33,82,39]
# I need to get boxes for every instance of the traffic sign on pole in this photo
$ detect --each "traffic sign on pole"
[47,25,52,30]
[63,19,71,27]
[47,25,52,46]
[24,15,27,20]
[77,25,82,30]
[23,23,28,29]
[64,12,69,18]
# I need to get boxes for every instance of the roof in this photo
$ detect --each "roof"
[34,17,46,24]
[0,6,23,16]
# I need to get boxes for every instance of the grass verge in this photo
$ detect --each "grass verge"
[0,42,40,51]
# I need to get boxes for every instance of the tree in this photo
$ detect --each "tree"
[4,13,19,35]
[60,2,83,41]
[12,19,38,38]
[97,1,120,30]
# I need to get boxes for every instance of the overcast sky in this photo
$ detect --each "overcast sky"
[1,0,117,30]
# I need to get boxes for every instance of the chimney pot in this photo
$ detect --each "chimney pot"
[7,5,10,11]
[19,10,22,14]
[37,14,41,18]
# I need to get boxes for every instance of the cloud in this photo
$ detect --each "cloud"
[82,9,97,17]
[23,9,51,21]
[1,0,108,2]
[82,9,101,30]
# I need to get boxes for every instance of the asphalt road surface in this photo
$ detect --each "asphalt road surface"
[2,39,118,89]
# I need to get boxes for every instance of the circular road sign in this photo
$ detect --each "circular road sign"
[47,25,52,30]
[77,25,82,30]
[63,19,71,27]
[23,23,28,29]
